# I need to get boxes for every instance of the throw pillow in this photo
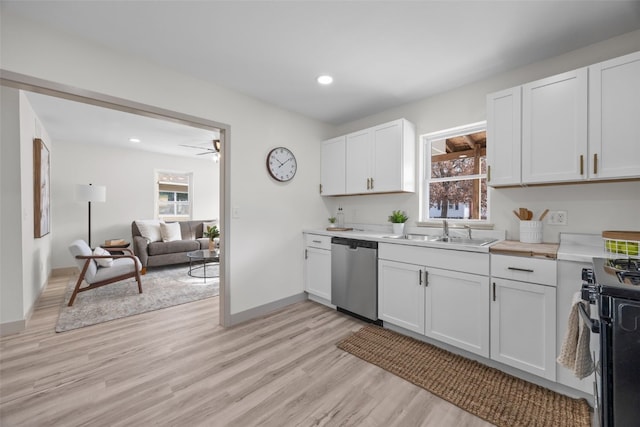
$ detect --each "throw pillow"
[93,247,113,268]
[135,220,163,243]
[160,222,182,242]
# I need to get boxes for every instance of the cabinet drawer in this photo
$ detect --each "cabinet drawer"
[305,234,332,250]
[491,255,556,286]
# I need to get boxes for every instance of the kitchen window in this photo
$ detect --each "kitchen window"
[421,122,488,221]
[156,171,193,221]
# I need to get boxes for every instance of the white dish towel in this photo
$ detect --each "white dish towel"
[557,292,595,379]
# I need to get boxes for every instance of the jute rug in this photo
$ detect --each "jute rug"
[56,264,219,332]
[337,325,591,427]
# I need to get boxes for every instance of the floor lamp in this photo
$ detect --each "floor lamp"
[76,183,106,248]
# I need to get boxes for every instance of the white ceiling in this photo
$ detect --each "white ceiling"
[4,1,640,155]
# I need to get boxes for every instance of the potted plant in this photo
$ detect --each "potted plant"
[388,210,409,235]
[328,216,337,228]
[204,225,220,251]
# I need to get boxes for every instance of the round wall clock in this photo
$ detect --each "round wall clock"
[266,147,297,182]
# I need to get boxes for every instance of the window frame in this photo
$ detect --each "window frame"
[419,121,489,224]
[154,170,193,221]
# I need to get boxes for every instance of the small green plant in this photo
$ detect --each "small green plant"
[388,210,409,224]
[203,225,220,240]
[328,216,337,224]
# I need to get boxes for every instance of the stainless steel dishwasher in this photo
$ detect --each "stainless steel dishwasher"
[331,237,379,323]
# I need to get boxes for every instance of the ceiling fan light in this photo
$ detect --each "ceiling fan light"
[129,137,141,143]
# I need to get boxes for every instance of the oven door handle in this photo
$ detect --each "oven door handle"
[578,302,600,334]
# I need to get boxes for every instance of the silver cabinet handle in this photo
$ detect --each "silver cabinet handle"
[424,270,429,287]
[418,269,423,286]
[507,267,534,273]
[305,249,308,259]
[312,240,322,244]
[492,282,496,301]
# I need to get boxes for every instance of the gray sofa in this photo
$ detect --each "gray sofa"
[131,220,215,270]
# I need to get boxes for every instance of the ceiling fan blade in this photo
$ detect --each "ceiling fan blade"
[179,144,215,151]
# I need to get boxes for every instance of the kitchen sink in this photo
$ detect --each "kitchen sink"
[382,234,497,246]
[434,236,498,246]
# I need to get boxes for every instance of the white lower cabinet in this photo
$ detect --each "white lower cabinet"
[425,268,490,357]
[303,234,332,304]
[378,259,425,334]
[378,244,490,357]
[490,255,557,381]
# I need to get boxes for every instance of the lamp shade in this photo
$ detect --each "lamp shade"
[76,184,106,202]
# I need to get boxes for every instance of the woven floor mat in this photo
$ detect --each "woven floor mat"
[337,325,591,427]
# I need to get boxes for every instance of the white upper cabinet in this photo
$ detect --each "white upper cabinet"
[320,136,346,196]
[345,129,373,194]
[486,87,522,186]
[487,50,640,186]
[327,118,415,196]
[589,51,640,180]
[522,68,588,184]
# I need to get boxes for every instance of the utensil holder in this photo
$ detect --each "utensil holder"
[520,221,542,244]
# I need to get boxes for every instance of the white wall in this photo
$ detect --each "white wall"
[326,30,640,242]
[0,87,53,331]
[51,141,220,268]
[0,11,333,320]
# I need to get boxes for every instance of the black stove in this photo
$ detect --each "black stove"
[592,257,640,299]
[581,256,640,427]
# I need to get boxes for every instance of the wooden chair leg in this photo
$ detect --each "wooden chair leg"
[135,270,143,294]
[68,275,84,307]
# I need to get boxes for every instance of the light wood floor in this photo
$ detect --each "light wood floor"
[0,271,492,426]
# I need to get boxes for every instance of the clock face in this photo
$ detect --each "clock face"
[267,147,297,182]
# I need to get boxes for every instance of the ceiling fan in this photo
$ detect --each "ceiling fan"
[179,139,221,160]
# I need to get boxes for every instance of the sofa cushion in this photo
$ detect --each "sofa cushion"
[147,239,200,256]
[135,220,163,242]
[160,222,182,242]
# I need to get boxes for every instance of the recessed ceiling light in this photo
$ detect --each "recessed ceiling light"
[129,138,141,143]
[317,75,333,85]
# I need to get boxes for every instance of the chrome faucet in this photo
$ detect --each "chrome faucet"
[443,220,449,239]
[464,224,472,239]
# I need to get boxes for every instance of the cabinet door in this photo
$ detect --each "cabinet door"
[522,68,588,184]
[424,268,490,357]
[486,87,521,186]
[490,278,557,380]
[378,259,425,334]
[304,247,331,301]
[589,51,640,180]
[372,120,406,192]
[345,129,372,194]
[320,136,346,196]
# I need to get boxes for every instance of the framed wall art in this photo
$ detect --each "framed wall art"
[33,138,50,238]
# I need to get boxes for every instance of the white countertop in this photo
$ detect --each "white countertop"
[303,225,506,254]
[557,233,610,263]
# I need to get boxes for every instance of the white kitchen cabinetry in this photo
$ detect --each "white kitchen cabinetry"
[378,243,490,357]
[344,118,415,195]
[378,259,425,334]
[522,68,588,184]
[424,267,490,357]
[490,255,557,380]
[303,234,332,305]
[320,136,346,196]
[589,51,640,180]
[486,87,522,187]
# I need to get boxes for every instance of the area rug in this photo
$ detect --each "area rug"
[55,264,219,332]
[337,325,591,427]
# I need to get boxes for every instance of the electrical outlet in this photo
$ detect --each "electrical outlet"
[548,210,568,225]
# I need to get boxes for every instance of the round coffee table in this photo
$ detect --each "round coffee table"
[186,249,220,282]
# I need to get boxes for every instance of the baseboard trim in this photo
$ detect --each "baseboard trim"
[228,292,307,326]
[0,319,27,336]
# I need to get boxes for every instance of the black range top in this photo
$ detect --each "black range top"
[592,257,640,300]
